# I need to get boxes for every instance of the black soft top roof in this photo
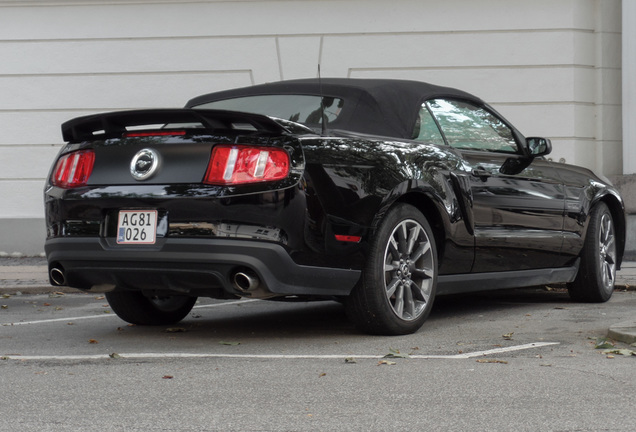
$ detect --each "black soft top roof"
[186,78,482,139]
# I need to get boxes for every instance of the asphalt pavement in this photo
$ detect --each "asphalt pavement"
[1,255,635,344]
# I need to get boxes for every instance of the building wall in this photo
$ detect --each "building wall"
[0,0,625,255]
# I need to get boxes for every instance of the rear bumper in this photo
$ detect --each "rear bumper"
[45,237,360,298]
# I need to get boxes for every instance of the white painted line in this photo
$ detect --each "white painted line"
[0,299,258,326]
[1,342,559,361]
[411,342,560,359]
[193,299,259,309]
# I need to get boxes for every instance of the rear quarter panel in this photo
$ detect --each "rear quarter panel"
[299,136,475,274]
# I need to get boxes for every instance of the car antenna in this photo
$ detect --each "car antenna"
[318,64,328,136]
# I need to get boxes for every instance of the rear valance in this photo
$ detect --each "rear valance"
[61,109,288,143]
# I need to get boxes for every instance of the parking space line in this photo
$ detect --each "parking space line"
[1,342,558,361]
[1,299,258,326]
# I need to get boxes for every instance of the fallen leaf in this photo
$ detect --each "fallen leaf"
[594,338,615,350]
[502,332,514,340]
[476,359,508,364]
[344,357,357,364]
[164,327,187,333]
[1,305,7,309]
[88,339,98,344]
[319,372,327,378]
[43,303,51,307]
[384,348,409,359]
[378,360,397,366]
[162,375,174,379]
[604,349,636,357]
[219,341,240,346]
[109,353,121,359]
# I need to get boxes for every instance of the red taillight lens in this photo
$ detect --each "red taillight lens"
[51,149,95,188]
[204,145,290,185]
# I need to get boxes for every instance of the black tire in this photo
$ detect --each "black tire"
[346,203,438,335]
[568,202,617,302]
[105,291,197,325]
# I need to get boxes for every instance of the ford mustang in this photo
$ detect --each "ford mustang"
[44,78,626,335]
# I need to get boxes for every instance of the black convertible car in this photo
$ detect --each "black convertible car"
[45,78,626,335]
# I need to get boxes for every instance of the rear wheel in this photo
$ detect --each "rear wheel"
[346,204,438,335]
[105,291,197,325]
[568,202,617,302]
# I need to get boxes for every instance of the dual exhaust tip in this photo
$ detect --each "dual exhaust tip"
[51,265,261,294]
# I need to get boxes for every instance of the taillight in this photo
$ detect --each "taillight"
[51,149,95,188]
[204,145,290,185]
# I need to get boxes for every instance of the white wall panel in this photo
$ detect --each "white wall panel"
[0,0,593,41]
[318,32,594,75]
[0,111,83,146]
[598,140,623,176]
[595,104,622,142]
[0,71,255,111]
[0,180,44,218]
[277,36,322,80]
[0,38,281,78]
[0,146,60,180]
[493,104,595,140]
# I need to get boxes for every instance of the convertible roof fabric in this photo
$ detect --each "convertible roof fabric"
[186,78,482,139]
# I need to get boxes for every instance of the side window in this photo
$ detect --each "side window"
[412,105,446,146]
[426,99,518,153]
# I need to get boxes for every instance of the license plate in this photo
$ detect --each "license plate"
[116,210,158,244]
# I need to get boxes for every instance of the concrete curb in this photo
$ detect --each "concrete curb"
[608,320,636,345]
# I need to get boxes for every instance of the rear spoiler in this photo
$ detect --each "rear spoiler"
[61,109,289,143]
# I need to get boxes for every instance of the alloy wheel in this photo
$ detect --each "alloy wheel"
[383,219,435,321]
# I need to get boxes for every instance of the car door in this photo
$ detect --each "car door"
[425,99,567,272]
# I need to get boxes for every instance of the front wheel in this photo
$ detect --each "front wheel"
[105,291,197,325]
[346,204,438,335]
[568,202,617,302]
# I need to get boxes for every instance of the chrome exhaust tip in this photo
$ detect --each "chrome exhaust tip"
[50,267,66,286]
[233,271,260,292]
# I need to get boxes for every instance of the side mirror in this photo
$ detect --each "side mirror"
[526,137,552,157]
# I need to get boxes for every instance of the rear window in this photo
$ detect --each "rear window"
[193,95,344,127]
